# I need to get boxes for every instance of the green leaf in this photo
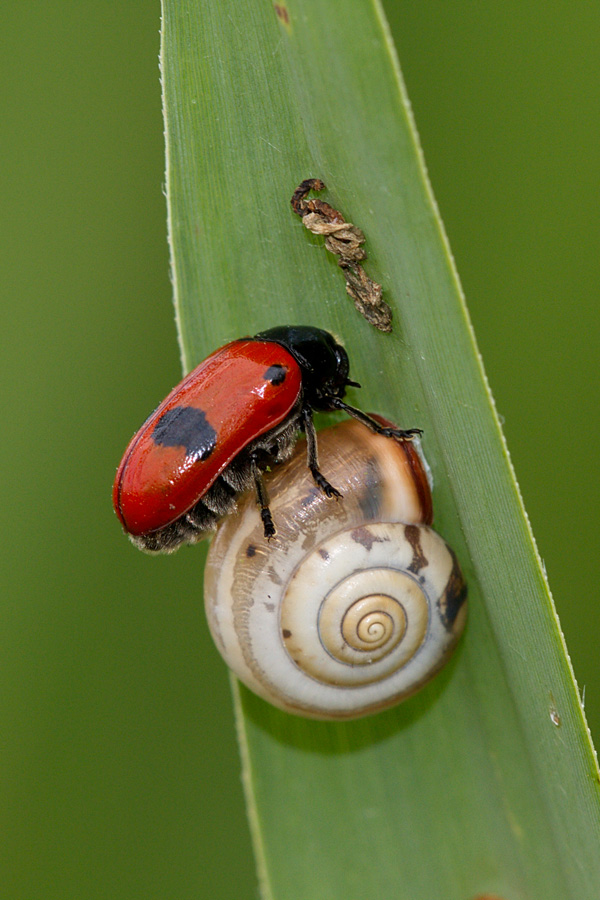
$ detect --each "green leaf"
[160,1,600,897]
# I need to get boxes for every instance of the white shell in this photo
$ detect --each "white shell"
[204,420,467,720]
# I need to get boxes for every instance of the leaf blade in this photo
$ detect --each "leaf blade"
[160,0,600,897]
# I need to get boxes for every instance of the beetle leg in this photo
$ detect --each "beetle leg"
[250,455,276,539]
[302,407,342,499]
[327,397,423,441]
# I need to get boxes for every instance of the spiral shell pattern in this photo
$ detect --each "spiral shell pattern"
[204,420,467,720]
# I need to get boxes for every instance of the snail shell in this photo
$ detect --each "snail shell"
[204,419,467,720]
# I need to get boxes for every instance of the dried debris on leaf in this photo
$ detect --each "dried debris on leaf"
[291,178,392,333]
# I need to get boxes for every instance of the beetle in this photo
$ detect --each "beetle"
[113,325,421,553]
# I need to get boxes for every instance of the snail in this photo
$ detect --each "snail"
[204,418,467,720]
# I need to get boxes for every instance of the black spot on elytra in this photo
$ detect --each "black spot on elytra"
[282,629,292,639]
[263,364,287,385]
[246,544,257,558]
[152,406,217,461]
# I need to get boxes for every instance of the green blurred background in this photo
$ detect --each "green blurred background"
[2,3,598,897]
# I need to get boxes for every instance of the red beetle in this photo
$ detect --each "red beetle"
[113,325,421,553]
